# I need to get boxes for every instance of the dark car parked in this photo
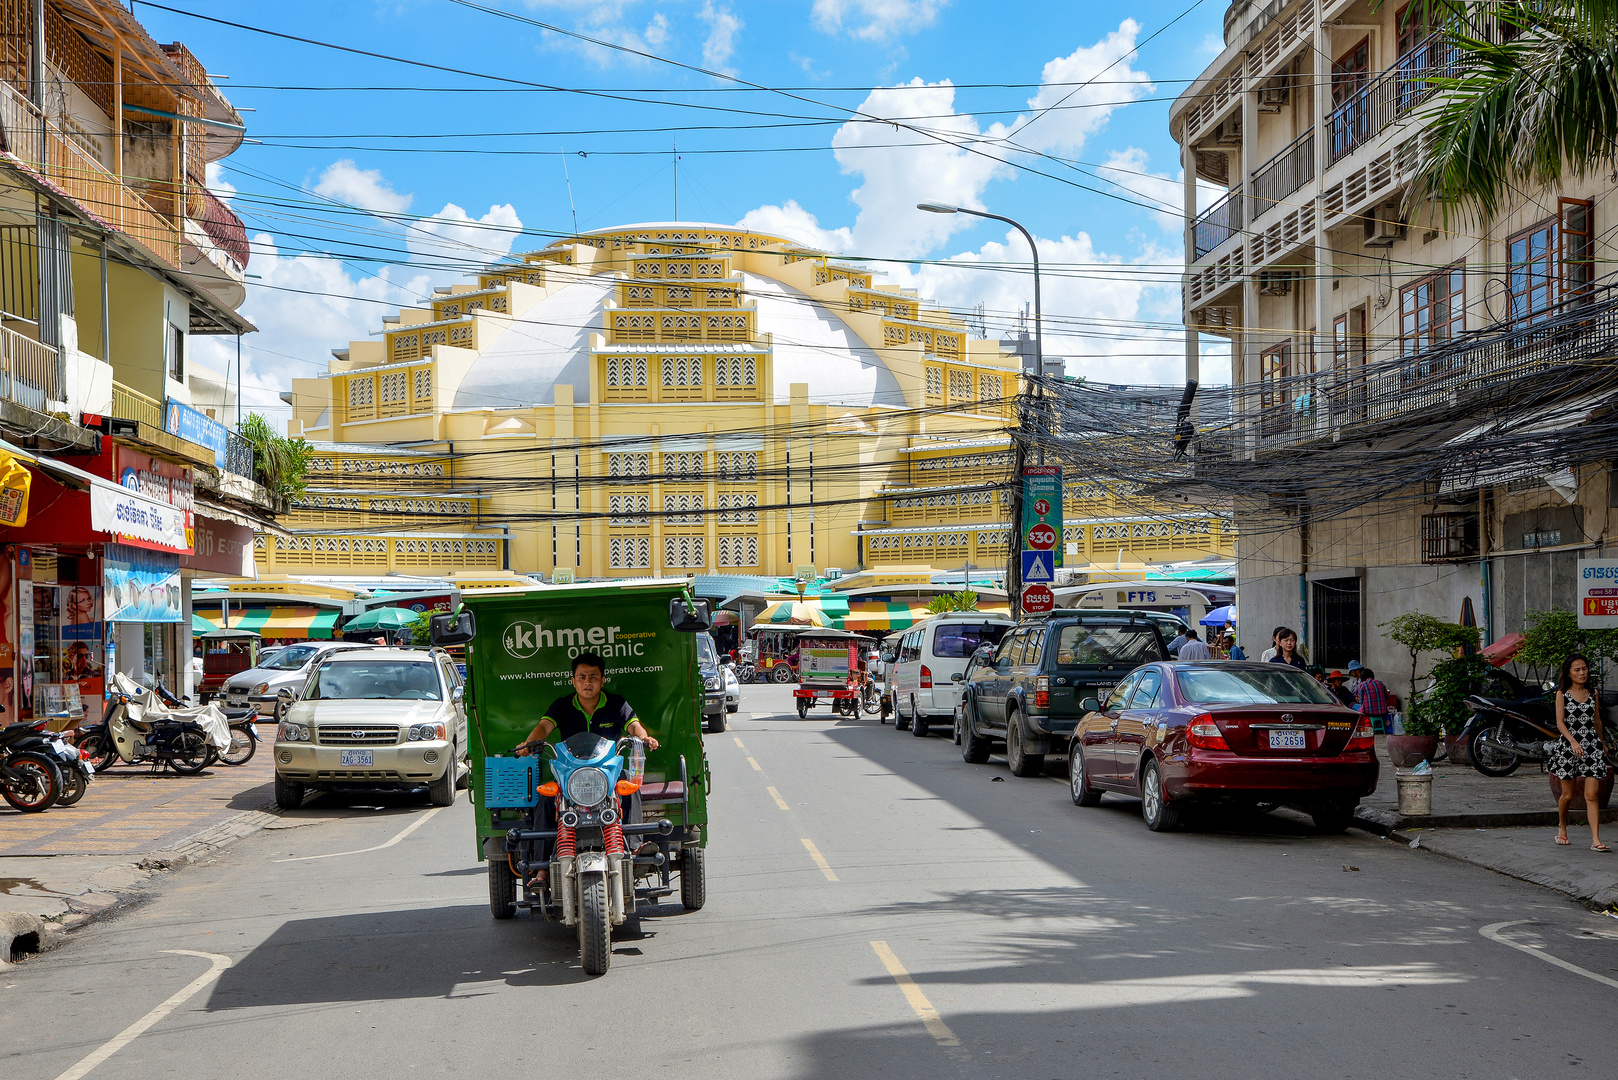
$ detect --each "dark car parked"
[961,610,1169,777]
[1068,661,1379,834]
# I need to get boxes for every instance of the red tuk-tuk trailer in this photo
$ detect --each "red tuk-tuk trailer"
[197,627,260,702]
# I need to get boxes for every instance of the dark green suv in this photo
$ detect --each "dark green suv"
[960,610,1170,776]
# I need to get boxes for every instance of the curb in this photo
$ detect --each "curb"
[1382,826,1618,910]
[38,801,281,945]
[1351,805,1618,835]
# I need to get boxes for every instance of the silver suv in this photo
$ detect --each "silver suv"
[224,641,372,717]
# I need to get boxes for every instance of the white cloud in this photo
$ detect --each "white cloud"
[524,0,675,64]
[405,201,526,282]
[812,0,948,40]
[736,200,854,253]
[204,161,236,205]
[1096,147,1229,239]
[698,2,742,72]
[311,159,413,215]
[1009,21,1153,155]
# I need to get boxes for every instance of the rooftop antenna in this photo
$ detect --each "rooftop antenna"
[673,138,679,221]
[560,146,578,236]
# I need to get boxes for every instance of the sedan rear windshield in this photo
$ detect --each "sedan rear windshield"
[1053,624,1166,666]
[932,624,1008,658]
[262,645,319,671]
[308,661,442,700]
[1175,667,1338,706]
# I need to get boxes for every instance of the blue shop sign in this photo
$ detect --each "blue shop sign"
[163,399,228,467]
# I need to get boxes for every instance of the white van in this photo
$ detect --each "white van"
[886,613,1014,736]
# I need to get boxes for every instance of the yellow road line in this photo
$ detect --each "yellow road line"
[800,837,839,881]
[747,757,762,771]
[766,786,790,811]
[732,737,745,748]
[869,941,960,1047]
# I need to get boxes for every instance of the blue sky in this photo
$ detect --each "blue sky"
[141,0,1231,420]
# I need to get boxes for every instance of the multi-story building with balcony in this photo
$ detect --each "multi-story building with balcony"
[281,222,1232,585]
[1171,0,1618,690]
[0,0,274,711]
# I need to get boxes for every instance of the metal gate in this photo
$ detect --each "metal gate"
[1311,577,1361,669]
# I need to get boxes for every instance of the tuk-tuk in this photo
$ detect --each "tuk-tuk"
[433,578,711,977]
[197,628,260,703]
[745,625,805,683]
[792,627,876,718]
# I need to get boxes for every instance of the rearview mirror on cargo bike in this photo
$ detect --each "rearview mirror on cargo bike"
[669,597,713,633]
[429,610,477,646]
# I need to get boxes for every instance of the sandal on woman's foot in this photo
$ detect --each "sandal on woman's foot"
[1593,843,1612,853]
[1556,834,1572,845]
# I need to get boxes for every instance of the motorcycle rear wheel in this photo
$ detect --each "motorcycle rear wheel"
[579,870,612,976]
[1469,722,1522,777]
[2,755,60,812]
[169,731,215,775]
[217,724,257,766]
[75,731,116,772]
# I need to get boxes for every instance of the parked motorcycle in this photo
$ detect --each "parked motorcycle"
[41,726,93,806]
[861,679,882,716]
[0,720,63,812]
[75,674,231,775]
[154,681,259,766]
[1460,693,1614,777]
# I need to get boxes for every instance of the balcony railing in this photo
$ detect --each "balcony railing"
[225,429,255,479]
[1193,189,1243,259]
[0,80,183,271]
[1328,32,1459,164]
[1250,131,1314,221]
[195,186,250,272]
[0,325,59,412]
[111,381,165,428]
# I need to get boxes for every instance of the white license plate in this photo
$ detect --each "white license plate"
[1268,730,1307,750]
[340,749,374,767]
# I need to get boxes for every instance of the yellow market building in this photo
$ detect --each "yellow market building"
[272,223,1232,581]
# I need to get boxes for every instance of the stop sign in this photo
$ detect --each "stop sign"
[1032,498,1051,517]
[1026,523,1057,550]
[1021,584,1055,614]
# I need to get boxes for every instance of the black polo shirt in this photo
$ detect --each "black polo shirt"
[544,692,639,742]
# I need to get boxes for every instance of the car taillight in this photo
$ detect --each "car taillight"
[1034,675,1050,709]
[1348,715,1376,751]
[1186,713,1228,750]
[919,665,932,688]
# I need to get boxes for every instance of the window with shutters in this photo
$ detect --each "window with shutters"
[1399,263,1465,382]
[924,367,943,400]
[1509,200,1593,329]
[1259,343,1291,434]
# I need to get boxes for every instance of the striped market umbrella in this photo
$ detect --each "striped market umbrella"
[755,600,829,627]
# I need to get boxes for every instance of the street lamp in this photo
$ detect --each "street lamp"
[919,201,1046,618]
[915,202,1043,383]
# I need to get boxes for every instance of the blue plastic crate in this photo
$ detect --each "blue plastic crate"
[483,756,543,809]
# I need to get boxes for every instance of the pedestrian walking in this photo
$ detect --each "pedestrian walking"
[1551,654,1610,851]
[1267,627,1306,669]
[1177,628,1211,661]
[1352,667,1391,733]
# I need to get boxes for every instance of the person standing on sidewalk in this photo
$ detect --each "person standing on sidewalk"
[1267,628,1306,669]
[1177,628,1211,661]
[1551,654,1609,851]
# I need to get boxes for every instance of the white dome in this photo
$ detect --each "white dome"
[450,269,903,409]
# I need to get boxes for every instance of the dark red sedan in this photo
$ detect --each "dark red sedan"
[1067,661,1379,833]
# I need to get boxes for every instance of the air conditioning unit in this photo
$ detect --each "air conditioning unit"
[1258,84,1290,112]
[1215,117,1243,145]
[1258,270,1295,296]
[1363,204,1406,247]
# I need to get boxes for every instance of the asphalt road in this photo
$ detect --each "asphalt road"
[7,681,1618,1079]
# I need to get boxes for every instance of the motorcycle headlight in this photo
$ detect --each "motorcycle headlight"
[566,766,609,808]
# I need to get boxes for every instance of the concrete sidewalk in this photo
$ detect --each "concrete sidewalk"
[1353,736,1618,907]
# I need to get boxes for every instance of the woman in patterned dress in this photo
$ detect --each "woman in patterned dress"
[1552,655,1610,851]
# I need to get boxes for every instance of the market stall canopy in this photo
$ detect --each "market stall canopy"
[342,607,421,634]
[1200,604,1236,627]
[756,600,830,627]
[195,607,339,640]
[191,613,217,636]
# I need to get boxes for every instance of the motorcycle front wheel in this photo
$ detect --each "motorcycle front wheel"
[578,870,611,976]
[1469,722,1522,777]
[2,754,61,812]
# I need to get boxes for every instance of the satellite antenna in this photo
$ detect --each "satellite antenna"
[561,146,578,235]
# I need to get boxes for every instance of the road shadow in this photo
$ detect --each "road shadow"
[206,903,637,1004]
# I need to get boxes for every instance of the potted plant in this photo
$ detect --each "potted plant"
[1381,613,1482,766]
